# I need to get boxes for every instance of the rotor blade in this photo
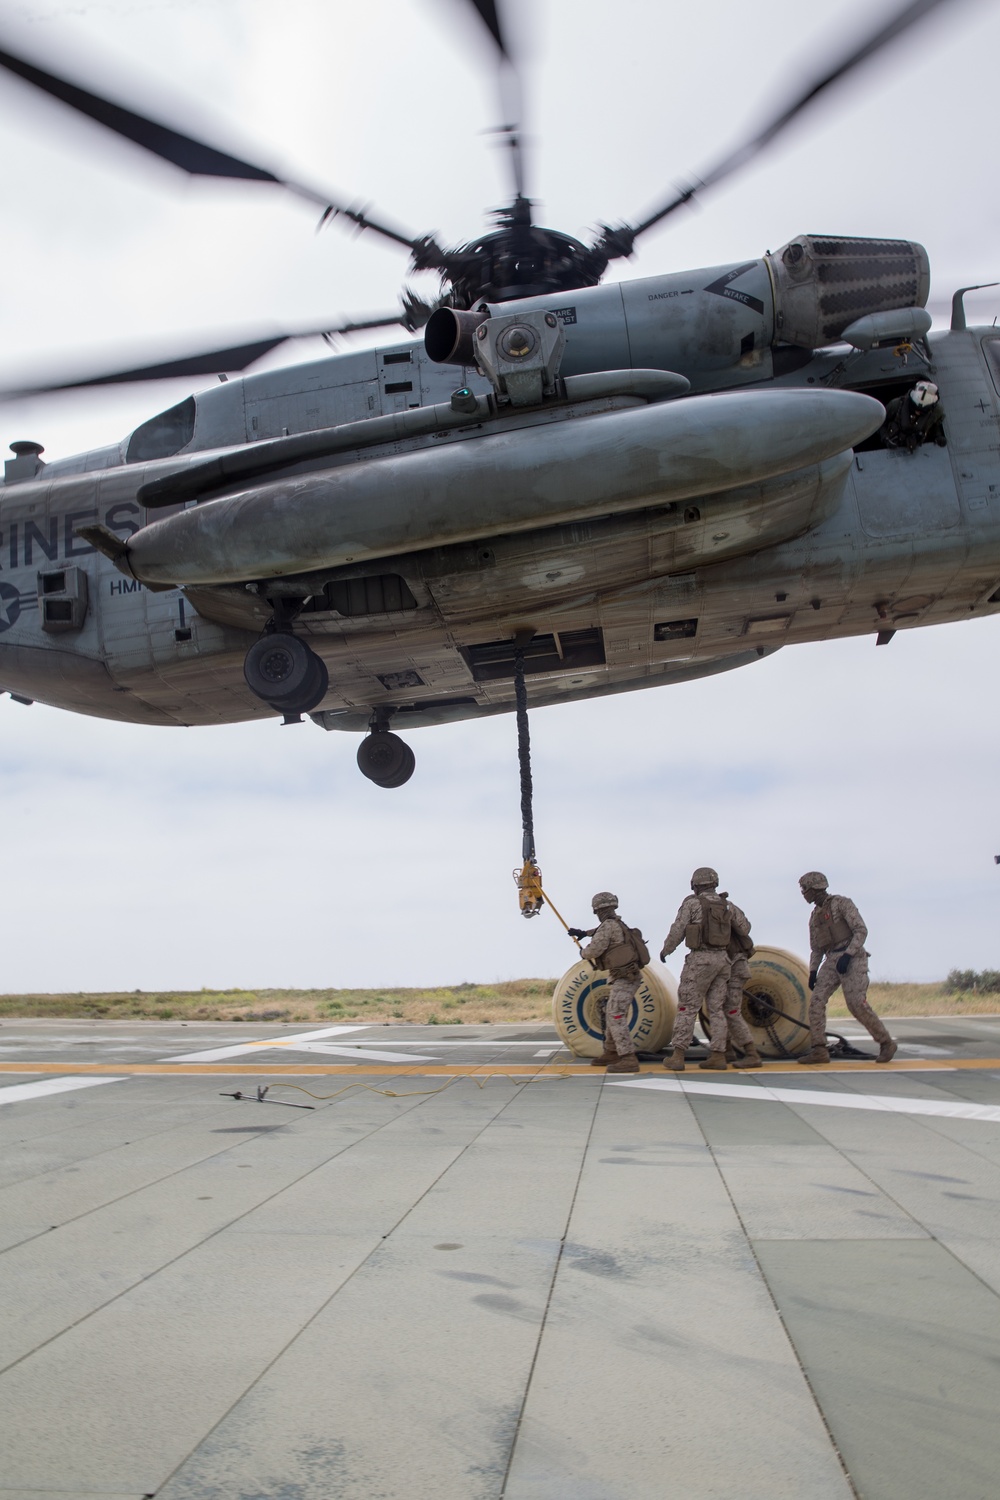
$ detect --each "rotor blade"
[467,1,509,56]
[0,314,408,398]
[602,0,958,257]
[0,40,423,255]
[458,0,527,199]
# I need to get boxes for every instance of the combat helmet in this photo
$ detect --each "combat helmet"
[690,867,719,890]
[591,891,619,912]
[799,870,829,891]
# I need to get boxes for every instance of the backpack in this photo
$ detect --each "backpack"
[601,919,650,970]
[685,894,732,950]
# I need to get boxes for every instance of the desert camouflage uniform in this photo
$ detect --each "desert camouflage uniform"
[661,895,732,1053]
[724,900,756,1052]
[808,894,891,1048]
[582,917,640,1056]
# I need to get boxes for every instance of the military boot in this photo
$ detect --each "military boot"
[876,1038,898,1064]
[664,1048,686,1072]
[698,1052,728,1070]
[607,1051,639,1073]
[798,1046,831,1065]
[725,1046,738,1063]
[590,1037,617,1067]
[737,1042,762,1069]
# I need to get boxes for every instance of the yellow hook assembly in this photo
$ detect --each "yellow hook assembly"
[514,856,545,918]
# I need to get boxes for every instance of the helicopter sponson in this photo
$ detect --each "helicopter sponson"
[112,388,882,588]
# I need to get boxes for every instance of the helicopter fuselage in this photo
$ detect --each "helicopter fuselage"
[1,255,998,738]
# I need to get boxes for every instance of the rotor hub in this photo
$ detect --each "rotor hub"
[438,214,607,308]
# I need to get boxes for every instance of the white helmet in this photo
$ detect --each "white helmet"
[909,381,939,408]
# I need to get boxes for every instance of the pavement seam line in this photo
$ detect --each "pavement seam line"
[0,1081,443,1380]
[0,1091,319,1229]
[498,1078,604,1498]
[695,1100,863,1499]
[0,1091,339,1260]
[149,1076,554,1499]
[797,1115,1000,1302]
[0,1080,210,1159]
[0,1095,269,1194]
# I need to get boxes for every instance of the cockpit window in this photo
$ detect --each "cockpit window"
[125,396,196,463]
[982,338,1000,397]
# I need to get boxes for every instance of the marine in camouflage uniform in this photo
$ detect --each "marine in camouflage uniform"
[660,868,736,1071]
[570,891,641,1072]
[798,871,896,1065]
[721,897,761,1068]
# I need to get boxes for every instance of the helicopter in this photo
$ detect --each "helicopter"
[0,0,998,791]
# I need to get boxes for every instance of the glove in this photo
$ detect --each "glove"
[660,947,670,964]
[567,927,586,940]
[836,953,852,975]
[808,969,817,990]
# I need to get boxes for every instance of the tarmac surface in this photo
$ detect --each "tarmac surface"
[2,1013,1000,1499]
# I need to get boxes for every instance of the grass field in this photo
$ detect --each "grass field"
[0,980,995,1023]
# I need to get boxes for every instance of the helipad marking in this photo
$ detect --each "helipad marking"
[165,1024,368,1062]
[0,1076,125,1106]
[611,1075,1000,1122]
[291,1042,436,1063]
[345,1041,572,1048]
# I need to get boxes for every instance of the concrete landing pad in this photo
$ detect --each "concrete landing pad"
[1,1015,999,1497]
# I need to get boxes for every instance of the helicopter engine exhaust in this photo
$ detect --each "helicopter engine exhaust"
[423,307,490,365]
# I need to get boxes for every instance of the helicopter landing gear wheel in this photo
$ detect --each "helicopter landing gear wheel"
[244,633,329,715]
[357,730,415,788]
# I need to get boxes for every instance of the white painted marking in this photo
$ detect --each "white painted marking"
[164,1025,368,1062]
[0,1076,125,1106]
[340,1040,560,1048]
[763,1065,956,1074]
[611,1076,1000,1123]
[895,1043,955,1057]
[290,1042,437,1063]
[534,1047,566,1057]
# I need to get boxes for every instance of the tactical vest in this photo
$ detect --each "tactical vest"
[684,895,732,951]
[814,903,853,952]
[600,918,650,971]
[720,893,754,957]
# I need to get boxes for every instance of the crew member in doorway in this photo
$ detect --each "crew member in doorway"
[798,872,896,1065]
[880,380,946,453]
[569,892,643,1073]
[660,867,737,1073]
[720,891,762,1068]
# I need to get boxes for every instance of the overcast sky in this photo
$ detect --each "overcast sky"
[0,0,998,993]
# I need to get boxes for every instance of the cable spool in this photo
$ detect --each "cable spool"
[552,961,677,1057]
[739,946,812,1058]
